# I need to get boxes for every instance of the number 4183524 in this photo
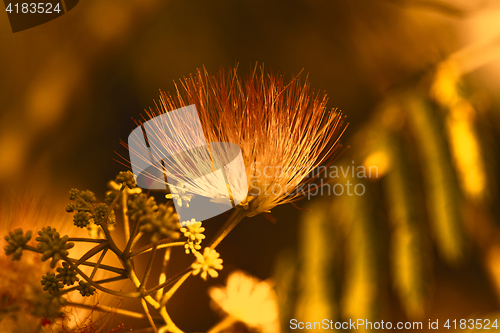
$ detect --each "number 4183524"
[444,319,499,330]
[5,3,61,14]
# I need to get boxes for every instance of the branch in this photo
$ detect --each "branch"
[139,243,158,292]
[59,275,128,295]
[100,184,126,255]
[156,248,171,302]
[66,258,127,275]
[76,242,109,265]
[63,256,141,298]
[159,271,192,308]
[123,218,141,256]
[208,208,246,249]
[131,241,184,258]
[89,247,108,280]
[121,190,131,242]
[144,267,192,297]
[67,238,106,243]
[66,301,161,320]
[141,298,159,333]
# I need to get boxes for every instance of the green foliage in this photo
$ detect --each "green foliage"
[73,211,91,228]
[30,293,66,319]
[339,180,381,331]
[180,220,205,254]
[285,65,499,326]
[128,193,158,223]
[41,272,63,295]
[93,203,110,226]
[56,262,79,286]
[36,227,74,268]
[115,170,137,189]
[3,228,32,261]
[382,130,430,319]
[295,201,338,326]
[2,170,216,332]
[76,281,96,297]
[139,204,181,243]
[406,95,467,265]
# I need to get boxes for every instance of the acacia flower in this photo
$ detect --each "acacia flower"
[191,247,223,280]
[76,281,96,297]
[139,204,181,243]
[56,262,79,286]
[41,272,63,295]
[165,182,194,208]
[208,270,280,333]
[180,219,205,254]
[4,228,32,261]
[132,65,346,217]
[36,227,74,268]
[106,178,142,202]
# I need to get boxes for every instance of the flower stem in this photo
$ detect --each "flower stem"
[66,258,127,275]
[123,218,141,256]
[139,243,158,292]
[157,248,171,302]
[67,238,106,243]
[159,307,184,333]
[141,298,159,333]
[207,316,238,333]
[89,247,108,280]
[66,301,154,320]
[130,231,144,250]
[208,208,247,249]
[76,242,109,265]
[144,267,192,296]
[59,275,128,295]
[63,257,141,298]
[159,271,192,308]
[131,241,184,258]
[122,190,131,241]
[23,245,43,253]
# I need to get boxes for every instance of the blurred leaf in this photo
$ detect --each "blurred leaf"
[338,180,381,332]
[405,94,467,265]
[295,201,338,331]
[382,130,431,320]
[274,249,298,333]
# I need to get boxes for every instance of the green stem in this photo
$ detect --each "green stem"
[130,231,144,250]
[63,256,141,298]
[143,267,192,296]
[66,301,157,320]
[207,316,238,333]
[66,258,127,275]
[159,307,184,333]
[208,208,247,249]
[98,185,125,256]
[123,218,141,256]
[67,238,106,243]
[141,298,159,333]
[76,242,109,265]
[156,248,171,302]
[131,241,184,258]
[122,190,131,242]
[89,247,108,280]
[23,245,43,253]
[100,223,122,257]
[139,244,158,292]
[59,275,128,295]
[159,271,192,308]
